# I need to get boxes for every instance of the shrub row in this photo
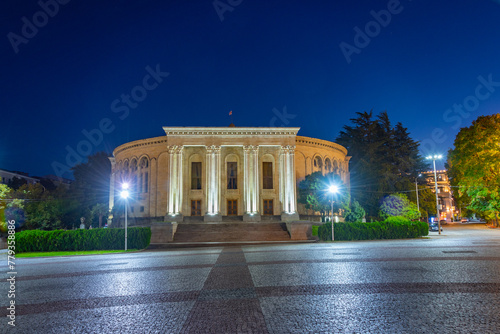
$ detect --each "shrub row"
[318,217,428,241]
[15,227,151,253]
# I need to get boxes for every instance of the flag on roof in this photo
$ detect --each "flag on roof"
[229,110,232,116]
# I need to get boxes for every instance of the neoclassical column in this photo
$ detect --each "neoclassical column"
[280,145,299,221]
[243,145,260,221]
[166,145,183,221]
[279,149,285,205]
[205,145,222,221]
[150,157,157,217]
[107,157,116,225]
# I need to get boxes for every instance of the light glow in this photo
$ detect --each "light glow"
[120,190,129,199]
[329,185,339,194]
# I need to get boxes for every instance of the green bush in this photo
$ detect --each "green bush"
[15,227,151,253]
[318,219,428,241]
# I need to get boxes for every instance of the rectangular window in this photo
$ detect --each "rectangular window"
[191,200,201,216]
[263,162,273,189]
[227,200,237,215]
[144,172,148,193]
[263,199,273,215]
[227,162,237,189]
[140,206,144,212]
[191,162,202,189]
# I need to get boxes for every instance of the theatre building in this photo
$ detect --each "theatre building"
[108,126,350,226]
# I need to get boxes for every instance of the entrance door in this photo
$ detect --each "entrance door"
[191,200,201,216]
[263,199,273,215]
[227,200,237,216]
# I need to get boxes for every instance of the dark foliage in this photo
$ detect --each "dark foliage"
[70,151,111,212]
[336,110,429,219]
[318,218,428,241]
[15,227,151,252]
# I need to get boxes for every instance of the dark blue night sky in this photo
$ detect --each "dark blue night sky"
[1,0,499,178]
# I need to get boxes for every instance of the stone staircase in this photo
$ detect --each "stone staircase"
[173,223,291,242]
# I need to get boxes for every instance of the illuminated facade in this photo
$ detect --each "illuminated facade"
[423,169,455,222]
[108,126,350,223]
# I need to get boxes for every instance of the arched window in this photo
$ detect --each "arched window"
[121,161,129,183]
[139,157,149,193]
[314,156,323,172]
[325,158,332,173]
[130,159,138,197]
[332,160,339,174]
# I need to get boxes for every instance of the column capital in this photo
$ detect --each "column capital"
[280,145,296,153]
[243,145,259,152]
[206,145,222,154]
[167,145,184,154]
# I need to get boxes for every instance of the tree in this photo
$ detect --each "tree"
[90,203,109,228]
[7,176,27,190]
[379,194,421,220]
[0,184,11,233]
[1,184,26,231]
[414,185,437,220]
[298,172,347,219]
[448,114,500,227]
[10,183,84,230]
[344,200,366,222]
[70,151,111,212]
[336,110,429,219]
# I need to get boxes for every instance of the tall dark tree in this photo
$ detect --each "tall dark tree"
[70,151,111,212]
[336,110,429,219]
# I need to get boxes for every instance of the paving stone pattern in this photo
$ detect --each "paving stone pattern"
[1,227,500,333]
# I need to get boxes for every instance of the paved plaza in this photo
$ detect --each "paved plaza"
[1,224,500,333]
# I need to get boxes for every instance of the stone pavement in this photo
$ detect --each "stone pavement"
[1,224,500,333]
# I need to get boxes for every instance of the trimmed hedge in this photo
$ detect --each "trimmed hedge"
[318,218,428,241]
[15,227,151,253]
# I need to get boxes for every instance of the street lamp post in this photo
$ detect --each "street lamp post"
[328,185,339,241]
[120,183,130,251]
[415,174,422,214]
[426,155,442,235]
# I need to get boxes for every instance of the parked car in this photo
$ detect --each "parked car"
[429,222,443,232]
[461,218,469,223]
[439,219,448,225]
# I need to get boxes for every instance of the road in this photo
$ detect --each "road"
[1,224,499,333]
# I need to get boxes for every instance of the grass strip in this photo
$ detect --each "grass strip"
[16,249,139,258]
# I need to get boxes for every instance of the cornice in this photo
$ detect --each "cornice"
[296,136,348,155]
[163,127,300,136]
[114,136,168,156]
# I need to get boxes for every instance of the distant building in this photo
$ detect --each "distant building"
[0,169,39,187]
[42,174,73,189]
[423,169,455,222]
